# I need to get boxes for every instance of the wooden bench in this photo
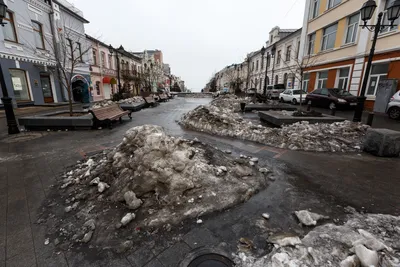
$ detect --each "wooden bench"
[143,96,159,107]
[158,93,168,102]
[89,105,130,129]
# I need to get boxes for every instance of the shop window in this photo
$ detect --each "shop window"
[3,11,18,42]
[9,69,30,101]
[367,63,389,96]
[338,67,350,90]
[32,21,45,49]
[321,23,338,51]
[303,73,310,91]
[96,81,101,95]
[317,71,328,88]
[345,13,360,44]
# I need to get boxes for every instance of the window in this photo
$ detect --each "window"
[327,0,341,9]
[108,54,113,69]
[261,57,264,70]
[345,13,360,44]
[320,88,329,95]
[286,46,291,61]
[277,50,281,65]
[76,42,83,62]
[367,63,389,96]
[252,62,255,71]
[338,67,350,90]
[95,81,101,95]
[275,75,279,84]
[101,52,106,67]
[303,73,310,91]
[32,21,45,49]
[310,0,319,19]
[92,49,98,65]
[317,71,328,88]
[381,0,400,33]
[9,69,30,101]
[256,60,259,71]
[2,11,18,42]
[321,23,338,51]
[308,33,316,55]
[267,55,271,68]
[121,60,125,70]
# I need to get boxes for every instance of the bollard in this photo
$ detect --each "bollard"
[307,103,311,111]
[330,107,336,116]
[367,112,374,126]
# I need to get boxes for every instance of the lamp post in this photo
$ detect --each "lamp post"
[0,0,19,134]
[108,45,122,92]
[270,44,276,88]
[353,0,400,122]
[261,46,267,96]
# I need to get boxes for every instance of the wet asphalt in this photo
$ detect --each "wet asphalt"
[0,97,399,267]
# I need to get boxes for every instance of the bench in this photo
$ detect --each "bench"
[89,105,130,129]
[143,96,159,107]
[166,92,173,99]
[158,93,168,102]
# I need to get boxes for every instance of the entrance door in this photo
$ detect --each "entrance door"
[40,75,54,103]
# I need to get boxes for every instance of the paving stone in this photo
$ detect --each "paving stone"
[5,248,36,267]
[183,227,220,249]
[144,259,164,267]
[36,251,68,267]
[157,242,191,267]
[6,227,34,259]
[127,245,156,267]
[96,256,132,267]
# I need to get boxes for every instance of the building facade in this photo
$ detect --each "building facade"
[301,0,400,109]
[0,0,61,106]
[87,35,117,101]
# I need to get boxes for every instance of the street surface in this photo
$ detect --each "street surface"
[0,97,399,267]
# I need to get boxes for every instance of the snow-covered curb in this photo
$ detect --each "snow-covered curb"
[180,95,369,152]
[91,97,144,109]
[235,212,400,266]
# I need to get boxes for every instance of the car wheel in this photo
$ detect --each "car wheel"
[329,102,336,110]
[280,97,284,102]
[292,99,297,105]
[388,107,400,120]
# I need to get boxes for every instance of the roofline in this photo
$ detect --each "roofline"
[86,34,109,49]
[54,0,90,23]
[269,28,302,47]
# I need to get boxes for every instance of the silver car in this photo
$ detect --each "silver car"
[387,91,400,120]
[266,85,285,99]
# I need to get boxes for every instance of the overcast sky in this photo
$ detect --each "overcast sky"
[71,0,306,91]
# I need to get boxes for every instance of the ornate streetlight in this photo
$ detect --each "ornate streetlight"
[270,44,277,88]
[353,0,400,122]
[0,0,19,134]
[108,45,122,92]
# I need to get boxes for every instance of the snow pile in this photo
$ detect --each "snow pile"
[180,96,369,152]
[180,93,213,98]
[47,125,269,247]
[235,212,400,267]
[91,97,144,109]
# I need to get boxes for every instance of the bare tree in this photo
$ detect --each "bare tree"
[281,44,324,109]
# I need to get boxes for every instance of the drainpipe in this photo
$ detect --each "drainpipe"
[49,12,66,102]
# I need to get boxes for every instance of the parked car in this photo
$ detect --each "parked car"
[387,91,400,120]
[305,88,358,109]
[279,89,307,104]
[266,84,286,99]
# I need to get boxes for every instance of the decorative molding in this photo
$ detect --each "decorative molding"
[4,41,24,51]
[27,3,43,16]
[0,52,57,66]
[17,22,34,32]
[24,0,52,13]
[44,32,53,38]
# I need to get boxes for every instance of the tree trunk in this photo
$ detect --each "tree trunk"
[67,84,73,116]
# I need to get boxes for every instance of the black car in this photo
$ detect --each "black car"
[305,88,358,109]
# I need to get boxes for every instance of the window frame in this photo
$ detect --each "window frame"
[286,46,292,62]
[276,50,281,65]
[310,0,320,19]
[317,71,329,88]
[256,60,259,71]
[321,23,338,51]
[108,54,113,69]
[3,11,18,43]
[380,0,399,33]
[92,49,98,66]
[308,33,316,55]
[32,21,45,50]
[9,69,31,101]
[327,0,341,9]
[366,63,390,96]
[337,67,350,90]
[101,51,106,67]
[345,13,360,44]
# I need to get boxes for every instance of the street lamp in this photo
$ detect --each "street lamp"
[270,44,276,88]
[0,0,19,134]
[353,0,400,122]
[108,44,122,92]
[260,46,268,96]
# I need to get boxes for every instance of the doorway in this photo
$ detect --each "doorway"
[40,74,54,103]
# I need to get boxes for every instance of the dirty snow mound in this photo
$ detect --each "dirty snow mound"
[180,95,368,152]
[45,125,269,248]
[91,97,144,109]
[235,212,400,266]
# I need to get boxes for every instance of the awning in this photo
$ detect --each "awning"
[103,77,111,84]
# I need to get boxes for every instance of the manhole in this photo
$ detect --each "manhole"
[187,253,234,267]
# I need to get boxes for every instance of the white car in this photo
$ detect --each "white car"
[279,89,307,105]
[387,91,400,120]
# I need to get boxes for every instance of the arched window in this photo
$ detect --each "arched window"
[275,75,279,85]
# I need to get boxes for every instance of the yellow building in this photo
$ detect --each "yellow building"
[300,0,400,109]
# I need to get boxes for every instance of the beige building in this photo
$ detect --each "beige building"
[301,0,400,109]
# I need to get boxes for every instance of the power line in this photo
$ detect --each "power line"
[283,0,301,18]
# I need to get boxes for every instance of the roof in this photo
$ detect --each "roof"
[279,29,298,33]
[86,34,109,49]
[54,0,90,23]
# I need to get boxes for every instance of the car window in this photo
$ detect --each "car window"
[292,90,303,94]
[312,89,322,94]
[331,88,353,96]
[320,89,329,96]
